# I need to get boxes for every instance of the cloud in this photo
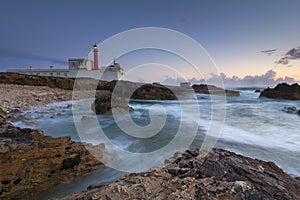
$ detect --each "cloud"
[276,46,300,66]
[188,70,295,87]
[161,76,186,86]
[286,47,300,58]
[261,48,277,56]
[0,47,66,65]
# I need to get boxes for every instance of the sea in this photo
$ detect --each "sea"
[12,88,300,199]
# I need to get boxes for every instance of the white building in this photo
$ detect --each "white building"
[100,60,124,81]
[7,45,125,81]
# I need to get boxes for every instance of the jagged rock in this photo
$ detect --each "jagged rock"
[260,83,300,100]
[0,114,104,199]
[192,84,240,96]
[283,106,299,114]
[62,148,300,200]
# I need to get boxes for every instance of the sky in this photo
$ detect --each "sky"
[0,0,300,86]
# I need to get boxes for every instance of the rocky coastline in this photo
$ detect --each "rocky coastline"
[62,148,300,200]
[0,74,105,199]
[1,72,299,199]
[0,83,72,113]
[0,108,104,199]
[260,83,300,100]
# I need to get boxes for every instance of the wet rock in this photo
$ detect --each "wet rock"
[255,89,262,93]
[260,83,300,100]
[283,106,299,114]
[192,84,240,96]
[0,114,103,199]
[60,155,81,171]
[62,149,300,200]
[92,94,133,115]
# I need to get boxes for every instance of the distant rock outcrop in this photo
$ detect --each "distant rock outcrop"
[0,110,103,199]
[92,82,177,114]
[192,84,240,96]
[131,84,177,100]
[260,83,300,100]
[62,148,300,200]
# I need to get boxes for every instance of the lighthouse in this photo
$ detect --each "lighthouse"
[93,44,99,70]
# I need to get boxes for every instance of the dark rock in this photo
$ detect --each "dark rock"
[13,178,22,185]
[282,106,298,114]
[1,180,10,185]
[260,83,300,100]
[92,94,133,115]
[255,89,262,93]
[192,84,240,96]
[92,81,180,114]
[0,113,103,199]
[62,148,300,200]
[131,84,177,100]
[60,155,81,171]
[0,72,75,90]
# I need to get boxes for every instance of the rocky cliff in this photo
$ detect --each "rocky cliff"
[0,108,104,199]
[260,83,300,100]
[63,148,300,200]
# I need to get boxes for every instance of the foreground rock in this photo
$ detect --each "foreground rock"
[0,111,104,199]
[260,83,300,100]
[63,148,300,200]
[192,84,240,96]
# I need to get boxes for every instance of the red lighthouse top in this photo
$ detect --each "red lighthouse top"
[93,44,97,49]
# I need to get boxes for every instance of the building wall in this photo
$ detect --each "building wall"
[7,61,125,81]
[8,68,125,81]
[7,69,70,77]
[68,59,93,71]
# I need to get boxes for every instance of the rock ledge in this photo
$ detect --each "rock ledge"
[62,148,300,200]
